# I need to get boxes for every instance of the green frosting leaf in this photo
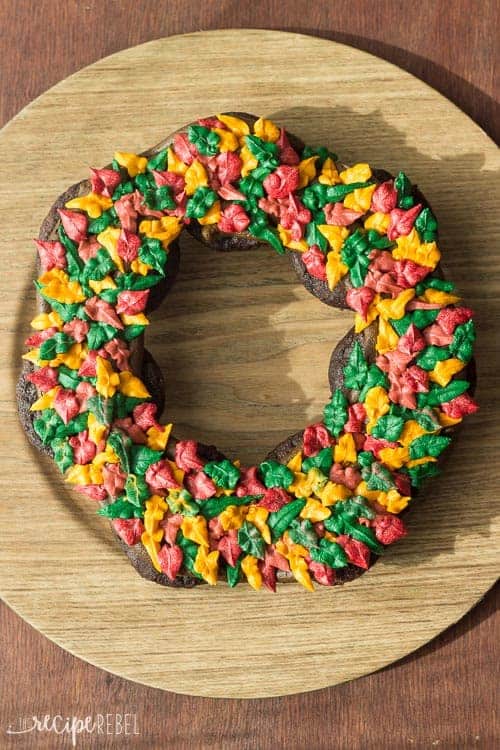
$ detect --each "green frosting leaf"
[357,450,374,468]
[343,519,383,553]
[129,445,163,476]
[416,345,451,371]
[301,183,329,211]
[325,182,371,202]
[88,210,116,235]
[166,490,200,516]
[323,388,348,438]
[147,148,169,172]
[176,533,203,579]
[204,459,240,489]
[107,430,131,473]
[305,222,328,252]
[186,186,218,219]
[390,309,439,335]
[310,539,348,568]
[248,222,285,254]
[124,474,150,507]
[359,365,389,402]
[415,206,438,242]
[417,380,469,408]
[138,238,168,276]
[86,322,117,350]
[405,461,440,487]
[123,324,147,341]
[188,124,220,156]
[118,272,164,291]
[134,172,156,194]
[98,498,143,519]
[52,438,74,473]
[268,498,306,542]
[143,185,175,211]
[226,558,242,587]
[59,411,90,437]
[87,394,114,425]
[371,414,405,441]
[394,171,414,209]
[301,447,333,475]
[287,518,319,549]
[409,434,451,460]
[57,364,81,390]
[81,248,116,283]
[449,320,475,362]
[39,332,75,361]
[244,134,279,169]
[200,494,262,520]
[362,462,395,492]
[343,341,369,390]
[301,144,337,165]
[57,225,83,278]
[259,460,293,489]
[238,521,266,559]
[112,181,134,201]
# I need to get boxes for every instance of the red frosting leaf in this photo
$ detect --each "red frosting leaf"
[277,128,300,166]
[373,515,407,545]
[323,202,363,227]
[218,204,250,233]
[184,471,217,500]
[90,168,121,198]
[215,151,242,185]
[174,440,205,472]
[302,244,327,281]
[116,289,149,316]
[69,430,97,464]
[57,209,88,242]
[308,560,335,586]
[53,388,80,424]
[257,487,291,512]
[263,165,299,199]
[303,422,331,457]
[441,393,479,418]
[436,306,473,335]
[346,286,375,319]
[84,296,124,329]
[336,535,370,569]
[387,204,422,240]
[116,229,141,264]
[158,543,184,580]
[113,518,145,546]
[145,459,180,493]
[102,463,127,498]
[370,180,397,213]
[217,531,242,568]
[26,366,59,392]
[34,240,67,271]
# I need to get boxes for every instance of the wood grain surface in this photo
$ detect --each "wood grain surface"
[0,2,498,747]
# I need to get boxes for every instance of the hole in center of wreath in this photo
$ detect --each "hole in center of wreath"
[148,234,352,465]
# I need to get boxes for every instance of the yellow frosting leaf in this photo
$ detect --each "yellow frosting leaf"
[181,515,209,548]
[253,117,280,142]
[30,386,60,411]
[66,192,113,218]
[364,212,390,234]
[120,312,149,327]
[146,423,173,451]
[286,451,302,474]
[217,114,250,138]
[277,225,309,252]
[240,145,258,177]
[318,157,340,185]
[300,498,331,522]
[213,128,239,152]
[97,227,124,272]
[88,412,107,446]
[297,156,318,188]
[378,446,410,470]
[88,275,117,294]
[246,506,271,544]
[318,224,349,252]
[289,554,315,592]
[325,249,349,291]
[130,258,151,276]
[399,420,429,447]
[420,289,461,306]
[334,433,357,464]
[38,269,86,304]
[166,146,188,175]
[429,358,465,387]
[219,504,248,531]
[118,371,151,398]
[198,201,221,225]
[95,356,120,398]
[376,317,399,354]
[364,386,390,423]
[344,184,376,212]
[392,229,440,269]
[241,555,262,590]
[114,151,147,177]
[316,481,351,506]
[30,311,63,331]
[377,289,415,321]
[194,546,220,586]
[339,163,372,184]
[184,159,209,196]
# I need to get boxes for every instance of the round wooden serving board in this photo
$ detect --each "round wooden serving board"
[0,30,498,699]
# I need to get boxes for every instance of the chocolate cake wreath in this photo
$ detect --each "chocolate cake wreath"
[18,113,478,591]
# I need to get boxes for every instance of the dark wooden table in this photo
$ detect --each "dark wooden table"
[1,2,498,748]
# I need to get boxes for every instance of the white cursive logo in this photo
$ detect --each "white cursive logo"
[6,713,140,746]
